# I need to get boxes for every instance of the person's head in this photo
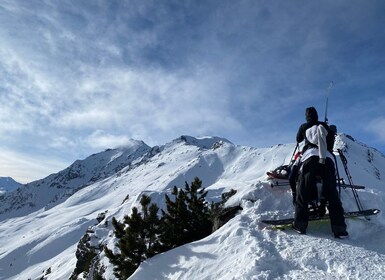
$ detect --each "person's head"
[305,107,318,122]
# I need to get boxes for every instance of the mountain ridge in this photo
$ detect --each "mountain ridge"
[0,139,151,220]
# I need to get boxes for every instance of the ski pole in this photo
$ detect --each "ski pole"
[337,149,368,219]
[324,81,333,123]
[290,143,299,162]
[332,152,342,199]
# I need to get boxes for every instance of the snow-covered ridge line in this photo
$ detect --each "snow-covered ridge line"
[0,136,230,220]
[0,139,151,219]
[176,135,233,148]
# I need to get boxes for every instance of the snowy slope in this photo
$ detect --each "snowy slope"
[0,135,384,280]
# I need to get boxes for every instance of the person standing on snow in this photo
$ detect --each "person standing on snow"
[292,106,348,238]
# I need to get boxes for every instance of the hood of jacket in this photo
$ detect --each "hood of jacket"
[305,107,318,122]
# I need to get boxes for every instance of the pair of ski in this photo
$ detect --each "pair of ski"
[268,179,366,190]
[262,208,380,227]
[266,170,366,190]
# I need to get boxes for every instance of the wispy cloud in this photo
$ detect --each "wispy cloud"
[84,130,137,150]
[367,118,385,143]
[0,148,68,184]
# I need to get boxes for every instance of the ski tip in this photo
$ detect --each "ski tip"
[364,209,381,215]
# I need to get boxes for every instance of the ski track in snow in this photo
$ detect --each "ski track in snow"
[0,135,384,279]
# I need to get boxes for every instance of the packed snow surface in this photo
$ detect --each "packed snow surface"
[0,135,384,279]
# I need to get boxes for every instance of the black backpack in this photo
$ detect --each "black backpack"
[320,122,337,152]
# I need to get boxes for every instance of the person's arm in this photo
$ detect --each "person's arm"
[296,124,305,143]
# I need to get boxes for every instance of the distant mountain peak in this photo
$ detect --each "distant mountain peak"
[0,177,22,193]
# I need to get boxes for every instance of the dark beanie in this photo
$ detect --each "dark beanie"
[305,107,318,122]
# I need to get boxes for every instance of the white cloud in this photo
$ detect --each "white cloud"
[0,148,69,184]
[0,1,243,145]
[84,130,136,150]
[367,118,385,142]
[49,136,77,149]
[0,0,384,183]
[50,64,241,136]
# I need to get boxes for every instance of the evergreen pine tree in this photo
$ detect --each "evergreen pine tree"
[105,178,215,278]
[139,194,162,258]
[104,216,138,279]
[160,178,212,249]
[160,186,191,249]
[104,195,161,279]
[185,177,212,241]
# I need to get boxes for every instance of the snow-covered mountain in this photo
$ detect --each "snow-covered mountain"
[0,139,151,219]
[0,177,22,196]
[0,134,384,279]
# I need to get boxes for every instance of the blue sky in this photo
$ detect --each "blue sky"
[0,0,384,183]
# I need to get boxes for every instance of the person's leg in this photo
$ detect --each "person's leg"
[294,157,318,232]
[289,164,299,204]
[322,158,347,235]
